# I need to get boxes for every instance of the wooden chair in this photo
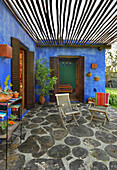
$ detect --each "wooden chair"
[88,92,110,124]
[55,93,81,129]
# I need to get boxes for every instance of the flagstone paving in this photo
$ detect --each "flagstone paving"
[0,103,117,170]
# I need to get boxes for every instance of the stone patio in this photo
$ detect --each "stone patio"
[0,103,117,170]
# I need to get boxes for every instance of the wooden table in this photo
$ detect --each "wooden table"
[0,97,22,169]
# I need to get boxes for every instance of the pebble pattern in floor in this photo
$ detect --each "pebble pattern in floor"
[0,103,117,170]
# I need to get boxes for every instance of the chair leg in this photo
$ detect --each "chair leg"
[104,118,107,126]
[104,112,110,122]
[103,112,109,125]
[59,112,67,130]
[90,111,94,122]
[73,114,79,126]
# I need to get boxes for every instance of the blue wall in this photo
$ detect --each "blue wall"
[36,47,105,102]
[0,1,37,90]
[0,1,105,103]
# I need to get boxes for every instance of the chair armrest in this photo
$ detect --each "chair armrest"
[105,104,110,107]
[88,101,95,104]
[57,104,64,108]
[71,103,80,106]
[88,101,95,109]
[71,103,80,112]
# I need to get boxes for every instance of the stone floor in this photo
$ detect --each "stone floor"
[0,103,117,170]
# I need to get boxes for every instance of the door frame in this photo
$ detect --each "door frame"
[19,45,28,108]
[58,55,84,102]
[20,49,25,108]
[11,37,35,109]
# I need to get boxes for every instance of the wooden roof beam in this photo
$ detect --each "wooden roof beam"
[36,44,111,49]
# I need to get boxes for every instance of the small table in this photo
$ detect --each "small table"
[0,97,22,169]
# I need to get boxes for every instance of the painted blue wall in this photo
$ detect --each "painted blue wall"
[0,1,105,103]
[36,47,105,102]
[0,1,37,91]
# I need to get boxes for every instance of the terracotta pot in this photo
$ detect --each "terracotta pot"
[39,95,45,104]
[10,94,13,98]
[88,99,95,103]
[94,77,99,81]
[0,87,2,91]
[8,90,12,93]
[13,92,19,98]
[0,94,12,102]
[86,72,92,77]
[8,90,13,98]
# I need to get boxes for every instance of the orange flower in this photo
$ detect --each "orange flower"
[8,121,15,125]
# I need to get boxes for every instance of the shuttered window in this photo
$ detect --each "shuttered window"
[11,37,35,109]
[50,57,59,102]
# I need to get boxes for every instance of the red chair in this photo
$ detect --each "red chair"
[88,92,110,124]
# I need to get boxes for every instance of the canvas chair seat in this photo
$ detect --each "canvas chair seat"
[88,92,110,124]
[89,107,107,112]
[65,110,80,116]
[55,93,81,129]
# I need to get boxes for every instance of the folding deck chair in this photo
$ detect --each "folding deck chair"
[88,92,110,124]
[55,93,81,129]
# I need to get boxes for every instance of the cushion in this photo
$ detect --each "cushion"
[95,92,109,106]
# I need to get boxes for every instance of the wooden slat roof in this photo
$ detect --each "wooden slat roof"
[2,0,117,46]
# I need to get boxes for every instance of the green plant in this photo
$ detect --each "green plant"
[35,58,57,96]
[88,97,95,101]
[109,94,117,106]
[0,121,7,131]
[10,114,18,121]
[4,75,12,92]
[0,114,18,132]
[105,88,117,109]
[94,76,100,78]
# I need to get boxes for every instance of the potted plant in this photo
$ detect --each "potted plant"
[94,76,100,81]
[86,72,92,77]
[0,113,18,135]
[4,75,13,93]
[13,91,19,98]
[0,121,7,135]
[88,97,95,102]
[35,58,57,104]
[0,84,2,92]
[10,114,18,121]
[0,75,13,102]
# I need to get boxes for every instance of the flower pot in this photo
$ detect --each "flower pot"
[0,94,12,102]
[8,90,12,93]
[10,94,13,98]
[86,72,92,77]
[88,99,95,102]
[0,87,2,91]
[94,77,99,81]
[39,95,45,104]
[13,92,19,98]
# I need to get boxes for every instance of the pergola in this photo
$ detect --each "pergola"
[2,0,117,47]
